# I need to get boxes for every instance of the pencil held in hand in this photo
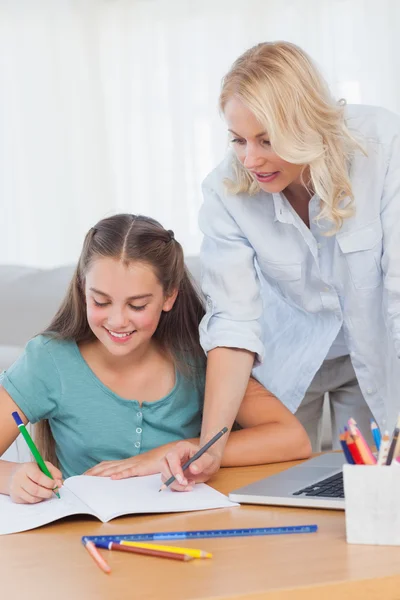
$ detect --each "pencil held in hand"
[159,427,228,491]
[11,411,61,498]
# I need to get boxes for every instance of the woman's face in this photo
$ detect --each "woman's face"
[224,96,305,194]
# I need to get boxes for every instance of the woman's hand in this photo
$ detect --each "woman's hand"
[85,449,165,480]
[8,462,63,504]
[160,441,221,491]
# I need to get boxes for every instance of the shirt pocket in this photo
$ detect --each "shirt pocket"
[256,258,303,303]
[336,223,382,290]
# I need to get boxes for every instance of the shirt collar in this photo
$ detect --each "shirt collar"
[273,193,293,224]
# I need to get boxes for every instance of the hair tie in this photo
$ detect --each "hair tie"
[167,229,175,241]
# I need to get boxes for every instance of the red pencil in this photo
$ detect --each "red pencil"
[345,430,364,464]
[348,421,376,465]
[96,541,194,562]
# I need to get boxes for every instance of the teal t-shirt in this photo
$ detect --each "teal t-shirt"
[1,335,204,478]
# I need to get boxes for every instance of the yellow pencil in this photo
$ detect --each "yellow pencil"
[121,541,212,558]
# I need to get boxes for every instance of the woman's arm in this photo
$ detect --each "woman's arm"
[159,377,311,490]
[158,347,255,489]
[221,377,311,466]
[161,179,266,489]
[200,347,255,452]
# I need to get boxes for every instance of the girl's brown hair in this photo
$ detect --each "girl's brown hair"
[36,214,205,463]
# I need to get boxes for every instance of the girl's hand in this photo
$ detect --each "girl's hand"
[9,462,63,504]
[160,441,220,492]
[84,450,164,479]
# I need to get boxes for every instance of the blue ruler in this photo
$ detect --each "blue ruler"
[82,524,317,544]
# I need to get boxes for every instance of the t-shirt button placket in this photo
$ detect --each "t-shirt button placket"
[134,408,143,450]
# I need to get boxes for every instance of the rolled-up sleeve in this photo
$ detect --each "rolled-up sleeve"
[199,183,265,362]
[381,126,400,357]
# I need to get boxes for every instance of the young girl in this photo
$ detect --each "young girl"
[0,214,310,503]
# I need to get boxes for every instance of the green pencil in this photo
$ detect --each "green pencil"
[11,411,60,498]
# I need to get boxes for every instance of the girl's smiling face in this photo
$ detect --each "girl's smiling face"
[84,257,177,358]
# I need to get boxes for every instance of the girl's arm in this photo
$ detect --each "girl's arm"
[221,377,311,466]
[0,387,26,493]
[0,387,62,501]
[89,375,311,480]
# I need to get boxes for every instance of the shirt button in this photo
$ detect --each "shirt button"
[136,427,142,434]
[207,297,213,309]
[323,287,330,292]
[317,243,322,249]
[134,441,141,448]
[350,351,356,358]
[366,388,373,394]
[137,412,142,418]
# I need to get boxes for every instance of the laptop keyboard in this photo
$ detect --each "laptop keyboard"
[292,472,344,498]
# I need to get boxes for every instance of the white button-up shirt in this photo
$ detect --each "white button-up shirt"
[199,104,400,431]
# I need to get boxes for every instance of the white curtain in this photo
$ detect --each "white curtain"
[1,0,400,267]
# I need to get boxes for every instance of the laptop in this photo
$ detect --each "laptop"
[229,452,347,510]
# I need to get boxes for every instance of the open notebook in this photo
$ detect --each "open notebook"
[0,473,237,535]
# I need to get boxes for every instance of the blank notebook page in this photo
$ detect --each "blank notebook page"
[66,473,238,522]
[0,473,238,534]
[0,486,90,535]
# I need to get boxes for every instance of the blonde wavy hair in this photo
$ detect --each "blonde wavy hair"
[220,41,365,233]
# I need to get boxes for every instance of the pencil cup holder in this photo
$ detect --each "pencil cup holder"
[343,464,400,546]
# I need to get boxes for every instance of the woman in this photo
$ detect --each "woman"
[160,41,400,490]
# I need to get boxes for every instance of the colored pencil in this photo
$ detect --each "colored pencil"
[348,420,376,465]
[345,429,364,464]
[95,540,193,561]
[377,431,391,466]
[121,541,212,558]
[339,430,355,464]
[11,411,60,498]
[83,540,111,574]
[159,426,228,491]
[370,419,382,451]
[386,415,400,465]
